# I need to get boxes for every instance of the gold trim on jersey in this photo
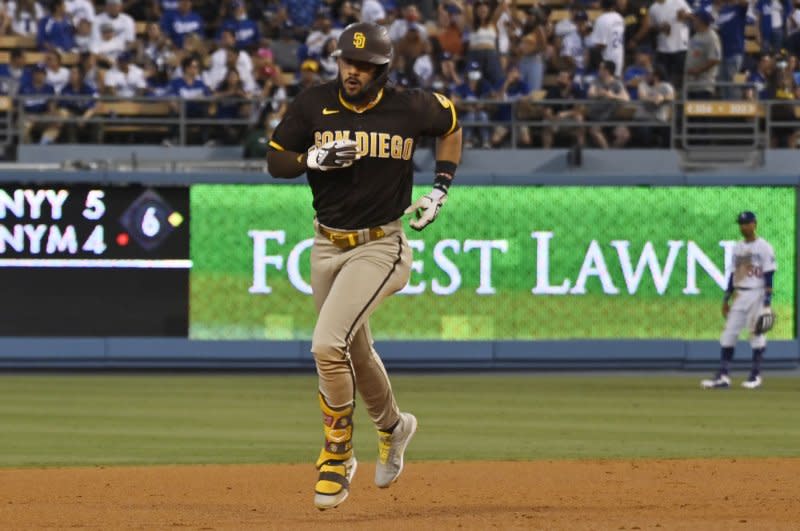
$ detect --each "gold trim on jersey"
[338,89,384,114]
[268,140,285,151]
[433,92,458,136]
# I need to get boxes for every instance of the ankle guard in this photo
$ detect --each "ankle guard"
[316,393,354,467]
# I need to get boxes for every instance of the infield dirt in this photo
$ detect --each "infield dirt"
[1,458,798,530]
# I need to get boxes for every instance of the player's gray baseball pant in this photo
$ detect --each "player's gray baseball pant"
[720,287,767,349]
[310,218,412,431]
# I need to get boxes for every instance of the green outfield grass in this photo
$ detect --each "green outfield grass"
[0,374,798,468]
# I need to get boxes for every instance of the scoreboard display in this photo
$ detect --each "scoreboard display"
[0,185,190,336]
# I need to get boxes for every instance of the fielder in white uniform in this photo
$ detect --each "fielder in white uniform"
[702,211,776,389]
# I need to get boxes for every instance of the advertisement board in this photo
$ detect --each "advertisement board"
[190,185,795,340]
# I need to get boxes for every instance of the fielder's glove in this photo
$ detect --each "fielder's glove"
[306,139,360,171]
[754,308,776,335]
[404,188,447,231]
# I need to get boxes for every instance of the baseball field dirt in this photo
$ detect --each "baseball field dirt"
[1,458,798,530]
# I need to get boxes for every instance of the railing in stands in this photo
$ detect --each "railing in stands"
[1,92,799,154]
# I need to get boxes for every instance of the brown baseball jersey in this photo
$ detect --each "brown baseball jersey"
[268,81,458,230]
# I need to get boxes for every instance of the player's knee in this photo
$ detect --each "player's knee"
[311,340,346,363]
[720,330,737,347]
[749,335,767,349]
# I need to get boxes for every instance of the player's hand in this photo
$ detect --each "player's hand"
[404,188,447,231]
[722,301,730,318]
[306,139,360,171]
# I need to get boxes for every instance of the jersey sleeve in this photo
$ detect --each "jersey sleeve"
[269,90,314,153]
[413,89,459,137]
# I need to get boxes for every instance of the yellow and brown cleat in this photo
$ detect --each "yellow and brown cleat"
[314,394,356,510]
[314,456,358,510]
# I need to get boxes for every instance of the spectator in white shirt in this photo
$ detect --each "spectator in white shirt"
[94,0,135,46]
[91,22,127,66]
[45,50,70,93]
[644,0,691,89]
[389,5,428,42]
[65,0,95,26]
[101,52,147,97]
[589,0,626,76]
[205,29,256,93]
[205,47,256,93]
[360,0,386,24]
[73,17,93,52]
[138,22,173,70]
[559,10,591,71]
[305,12,342,57]
[4,0,44,37]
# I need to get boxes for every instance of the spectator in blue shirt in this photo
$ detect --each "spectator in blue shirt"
[754,0,790,53]
[37,0,75,52]
[58,65,99,142]
[452,61,494,148]
[282,0,321,30]
[745,53,773,99]
[155,0,181,29]
[220,1,260,51]
[0,49,32,95]
[716,0,749,98]
[623,46,654,100]
[163,0,204,48]
[168,56,212,116]
[491,66,532,146]
[19,66,61,144]
[167,55,212,144]
[213,68,250,144]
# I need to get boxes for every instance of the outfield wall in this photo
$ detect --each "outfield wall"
[1,160,798,370]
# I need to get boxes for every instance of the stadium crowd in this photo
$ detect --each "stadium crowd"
[0,0,799,150]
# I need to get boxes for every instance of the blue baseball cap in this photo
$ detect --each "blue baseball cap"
[467,60,481,72]
[737,211,757,224]
[573,10,588,22]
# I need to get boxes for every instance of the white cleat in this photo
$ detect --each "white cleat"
[701,374,731,389]
[741,375,762,389]
[375,412,418,488]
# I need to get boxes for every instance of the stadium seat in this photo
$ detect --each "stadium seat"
[97,101,173,141]
[0,35,36,49]
[543,74,559,88]
[0,51,78,65]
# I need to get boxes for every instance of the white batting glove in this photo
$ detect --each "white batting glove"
[404,188,447,231]
[306,139,360,171]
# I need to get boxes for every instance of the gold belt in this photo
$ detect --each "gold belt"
[317,225,386,249]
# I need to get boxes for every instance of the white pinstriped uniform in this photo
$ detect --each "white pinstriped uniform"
[720,238,776,348]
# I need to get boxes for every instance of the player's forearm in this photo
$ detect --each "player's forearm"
[266,149,306,179]
[436,127,462,167]
[433,127,462,192]
[723,273,734,302]
[764,271,774,305]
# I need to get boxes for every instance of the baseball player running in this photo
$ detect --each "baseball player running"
[266,22,462,509]
[702,211,776,390]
